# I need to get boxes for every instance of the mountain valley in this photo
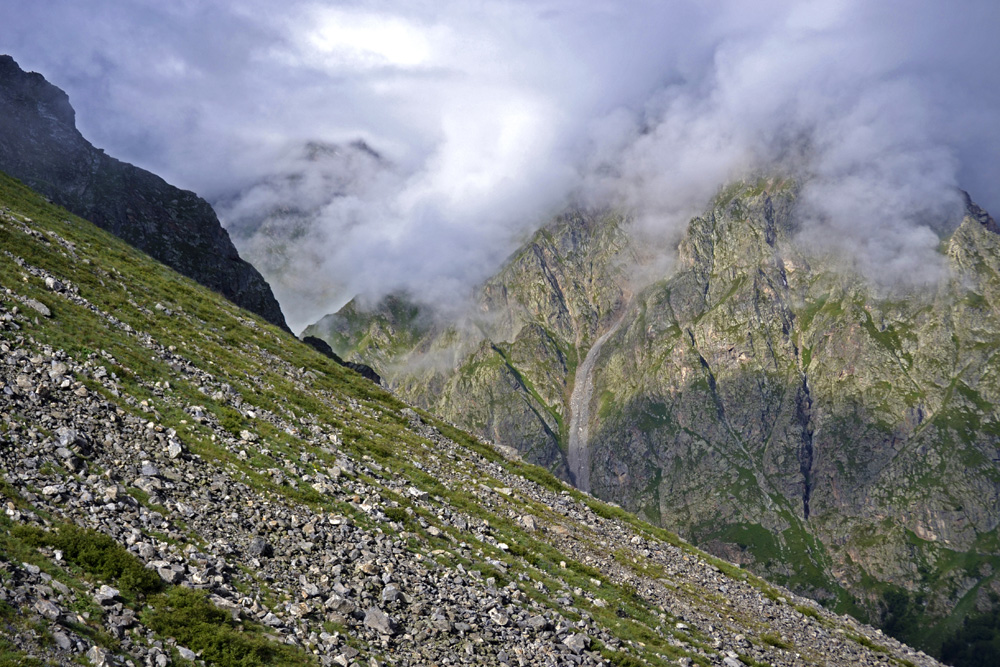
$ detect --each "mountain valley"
[0,53,997,667]
[0,166,947,666]
[307,179,1000,661]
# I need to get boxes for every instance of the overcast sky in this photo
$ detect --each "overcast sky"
[4,0,1000,330]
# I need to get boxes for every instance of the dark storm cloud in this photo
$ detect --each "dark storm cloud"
[3,0,999,330]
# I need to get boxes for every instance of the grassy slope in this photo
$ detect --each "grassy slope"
[0,170,956,666]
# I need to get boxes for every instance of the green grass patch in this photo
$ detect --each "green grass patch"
[14,523,163,598]
[760,632,791,650]
[794,604,820,620]
[143,587,315,667]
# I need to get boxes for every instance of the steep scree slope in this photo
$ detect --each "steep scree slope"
[0,172,938,666]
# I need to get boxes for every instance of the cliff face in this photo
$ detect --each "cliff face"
[0,55,288,330]
[308,179,1000,658]
[305,209,637,478]
[588,180,1000,638]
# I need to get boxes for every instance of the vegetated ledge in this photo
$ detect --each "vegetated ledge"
[0,170,939,666]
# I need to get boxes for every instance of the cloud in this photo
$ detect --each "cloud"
[3,0,999,330]
[584,1,984,284]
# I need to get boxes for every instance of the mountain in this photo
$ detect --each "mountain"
[306,178,1000,662]
[304,209,637,480]
[0,170,942,665]
[0,55,288,331]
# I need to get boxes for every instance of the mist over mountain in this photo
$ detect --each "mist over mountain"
[4,1,1000,330]
[307,180,1000,662]
[4,3,1000,665]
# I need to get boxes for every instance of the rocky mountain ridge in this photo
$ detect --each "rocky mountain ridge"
[305,209,637,480]
[0,170,939,665]
[309,178,1000,663]
[0,55,288,331]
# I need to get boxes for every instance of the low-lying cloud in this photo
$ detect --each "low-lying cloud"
[4,0,999,330]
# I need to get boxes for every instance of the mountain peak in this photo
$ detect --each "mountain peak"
[0,55,75,128]
[0,54,289,330]
[962,189,1000,234]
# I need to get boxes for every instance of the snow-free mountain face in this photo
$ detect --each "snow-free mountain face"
[306,178,1000,661]
[0,169,947,667]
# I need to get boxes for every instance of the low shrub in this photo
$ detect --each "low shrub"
[143,587,314,667]
[15,524,162,597]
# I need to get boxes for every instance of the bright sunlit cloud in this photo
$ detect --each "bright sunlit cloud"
[301,7,435,69]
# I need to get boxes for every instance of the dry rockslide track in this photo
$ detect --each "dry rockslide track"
[568,305,630,493]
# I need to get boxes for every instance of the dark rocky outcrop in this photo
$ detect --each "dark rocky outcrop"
[302,335,381,384]
[0,55,288,330]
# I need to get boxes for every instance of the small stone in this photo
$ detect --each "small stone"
[247,537,273,558]
[56,427,80,448]
[167,441,183,459]
[357,561,379,575]
[157,566,181,584]
[94,584,120,605]
[45,277,64,291]
[24,298,50,317]
[325,594,356,615]
[177,646,197,661]
[86,645,112,666]
[52,630,73,651]
[363,605,396,635]
[289,602,311,617]
[34,599,61,620]
[527,615,550,631]
[381,585,403,604]
[140,462,160,477]
[136,542,157,560]
[489,608,509,626]
[564,633,590,654]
